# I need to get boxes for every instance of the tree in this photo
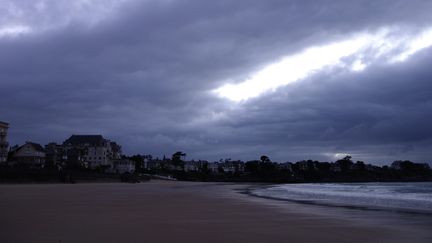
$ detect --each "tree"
[336,155,354,172]
[260,155,271,163]
[172,151,186,161]
[171,151,186,167]
[355,161,366,171]
[130,154,144,172]
[245,161,260,174]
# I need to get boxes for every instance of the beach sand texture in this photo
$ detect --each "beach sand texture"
[0,181,431,243]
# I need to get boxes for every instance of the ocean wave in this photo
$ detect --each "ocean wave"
[250,182,432,213]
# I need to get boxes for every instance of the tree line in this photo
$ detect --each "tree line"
[129,153,432,183]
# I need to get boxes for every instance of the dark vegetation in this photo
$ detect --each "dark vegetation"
[130,154,432,183]
[0,164,149,183]
[1,153,431,184]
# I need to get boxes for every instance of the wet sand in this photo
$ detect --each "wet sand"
[0,181,431,243]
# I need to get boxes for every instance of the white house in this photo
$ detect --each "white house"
[208,162,220,173]
[12,142,46,166]
[63,135,122,169]
[109,159,136,174]
[184,161,199,172]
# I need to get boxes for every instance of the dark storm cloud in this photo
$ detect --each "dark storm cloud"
[212,47,432,162]
[1,0,432,164]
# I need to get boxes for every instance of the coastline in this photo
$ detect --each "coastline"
[244,184,432,216]
[1,181,431,243]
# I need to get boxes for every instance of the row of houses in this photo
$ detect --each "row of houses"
[138,158,247,174]
[4,120,429,177]
[135,156,351,174]
[137,158,405,175]
[1,126,135,173]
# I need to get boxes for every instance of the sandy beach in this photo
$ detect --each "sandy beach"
[1,181,431,243]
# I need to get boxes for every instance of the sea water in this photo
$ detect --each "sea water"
[250,182,432,213]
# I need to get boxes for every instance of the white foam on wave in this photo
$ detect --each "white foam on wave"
[251,182,432,212]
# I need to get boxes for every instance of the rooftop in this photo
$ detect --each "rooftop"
[63,135,106,146]
[20,142,45,153]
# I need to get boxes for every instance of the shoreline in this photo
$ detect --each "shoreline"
[1,181,431,243]
[244,185,432,217]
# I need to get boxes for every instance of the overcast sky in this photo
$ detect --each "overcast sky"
[1,0,432,164]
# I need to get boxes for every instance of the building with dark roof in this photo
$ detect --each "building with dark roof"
[63,135,106,147]
[0,121,9,163]
[12,141,46,166]
[62,135,122,169]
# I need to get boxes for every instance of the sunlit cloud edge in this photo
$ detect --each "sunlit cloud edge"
[214,26,432,102]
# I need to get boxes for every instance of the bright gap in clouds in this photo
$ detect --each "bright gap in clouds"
[215,27,432,102]
[0,25,31,38]
[391,29,432,62]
